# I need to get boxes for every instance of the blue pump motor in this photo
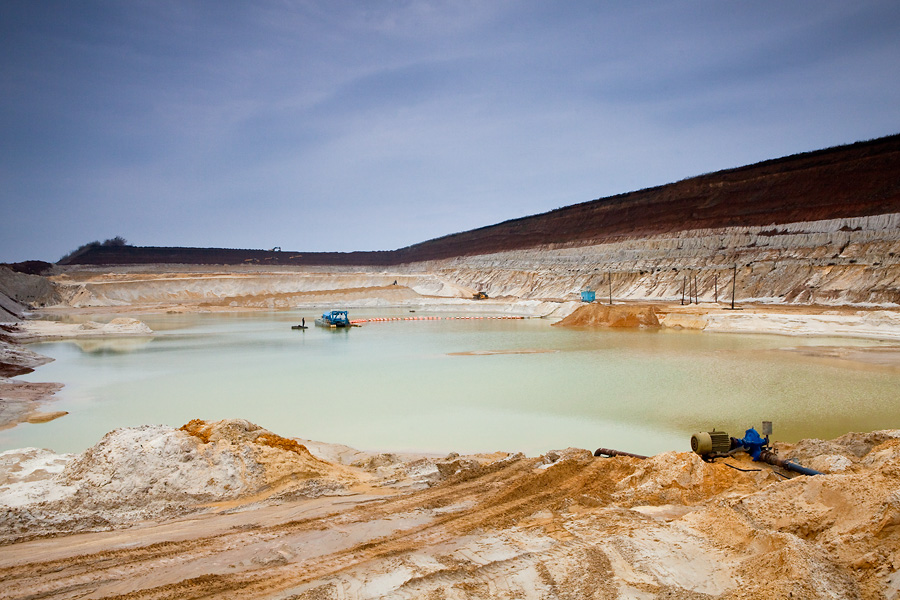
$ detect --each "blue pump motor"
[736,427,769,460]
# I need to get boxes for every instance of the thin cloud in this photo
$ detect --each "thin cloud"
[1,1,898,262]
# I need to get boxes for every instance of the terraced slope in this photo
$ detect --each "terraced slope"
[60,134,900,267]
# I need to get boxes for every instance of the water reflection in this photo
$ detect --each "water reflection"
[73,337,155,354]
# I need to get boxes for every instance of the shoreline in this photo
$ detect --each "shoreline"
[4,300,900,433]
[0,325,64,431]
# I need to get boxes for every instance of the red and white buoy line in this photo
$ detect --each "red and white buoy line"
[349,315,527,324]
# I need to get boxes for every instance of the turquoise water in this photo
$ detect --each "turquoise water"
[5,310,900,457]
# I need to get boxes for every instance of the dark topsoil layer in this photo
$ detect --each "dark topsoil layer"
[60,134,900,268]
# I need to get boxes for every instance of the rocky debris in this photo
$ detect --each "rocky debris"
[0,266,60,310]
[0,291,24,322]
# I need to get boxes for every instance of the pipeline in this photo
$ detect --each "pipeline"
[758,450,823,476]
[349,315,528,324]
[593,447,648,459]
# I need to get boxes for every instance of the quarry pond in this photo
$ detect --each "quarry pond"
[5,309,900,457]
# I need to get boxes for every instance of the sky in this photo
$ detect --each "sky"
[2,1,899,263]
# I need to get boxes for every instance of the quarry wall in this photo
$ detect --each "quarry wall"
[41,135,899,309]
[409,212,900,306]
[38,212,900,310]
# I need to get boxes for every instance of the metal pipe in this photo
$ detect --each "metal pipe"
[759,450,822,476]
[594,448,648,459]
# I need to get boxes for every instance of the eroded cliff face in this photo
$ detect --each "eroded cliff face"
[414,212,900,307]
[35,212,900,310]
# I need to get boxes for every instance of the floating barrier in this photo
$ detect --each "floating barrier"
[348,315,528,324]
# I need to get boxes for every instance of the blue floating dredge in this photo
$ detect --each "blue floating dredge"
[315,310,352,328]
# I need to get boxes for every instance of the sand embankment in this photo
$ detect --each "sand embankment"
[1,418,899,599]
[2,317,153,343]
[556,301,900,346]
[47,268,478,309]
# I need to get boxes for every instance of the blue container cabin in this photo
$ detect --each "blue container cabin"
[315,310,352,328]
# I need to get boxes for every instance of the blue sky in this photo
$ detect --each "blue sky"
[2,1,899,263]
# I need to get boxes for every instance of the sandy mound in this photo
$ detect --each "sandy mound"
[0,419,358,543]
[553,303,660,327]
[4,429,900,598]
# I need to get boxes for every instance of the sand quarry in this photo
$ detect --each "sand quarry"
[3,297,900,598]
[2,417,900,599]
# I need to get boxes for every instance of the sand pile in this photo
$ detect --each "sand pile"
[553,303,660,328]
[0,419,358,543]
[4,427,900,598]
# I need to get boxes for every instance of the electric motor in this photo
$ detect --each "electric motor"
[690,430,731,456]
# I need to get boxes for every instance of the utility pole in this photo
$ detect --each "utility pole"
[689,272,696,305]
[608,271,613,305]
[689,272,694,305]
[714,275,718,303]
[730,264,737,310]
[681,275,686,306]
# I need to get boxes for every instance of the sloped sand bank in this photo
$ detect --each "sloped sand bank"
[1,419,899,599]
[0,319,154,430]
